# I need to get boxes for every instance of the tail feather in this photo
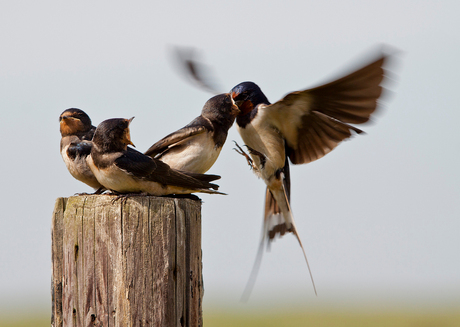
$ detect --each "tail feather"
[281,185,317,296]
[171,169,221,191]
[242,169,317,301]
[183,173,224,194]
[240,227,266,302]
[264,158,291,240]
[195,188,227,195]
[152,158,222,192]
[178,170,221,183]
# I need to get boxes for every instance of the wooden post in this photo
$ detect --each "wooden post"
[51,195,203,327]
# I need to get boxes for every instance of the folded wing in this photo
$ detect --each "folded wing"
[144,117,209,158]
[116,148,220,190]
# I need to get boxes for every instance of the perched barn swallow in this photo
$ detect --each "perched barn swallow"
[231,55,389,295]
[87,117,225,196]
[144,93,239,173]
[59,108,104,191]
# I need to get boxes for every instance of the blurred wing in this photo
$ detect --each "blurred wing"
[265,56,386,164]
[144,117,209,157]
[172,46,222,94]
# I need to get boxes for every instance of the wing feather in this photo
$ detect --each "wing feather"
[264,56,386,164]
[144,117,209,157]
[116,148,220,190]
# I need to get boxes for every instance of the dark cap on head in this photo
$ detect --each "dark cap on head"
[201,93,239,119]
[59,108,93,136]
[230,82,270,116]
[92,118,134,152]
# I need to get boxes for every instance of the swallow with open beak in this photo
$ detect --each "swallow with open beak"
[59,108,104,191]
[230,54,389,295]
[87,117,224,196]
[144,93,239,173]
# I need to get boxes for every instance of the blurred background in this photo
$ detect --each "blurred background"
[1,1,459,326]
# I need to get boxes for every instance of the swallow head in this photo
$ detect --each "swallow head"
[59,108,92,136]
[230,82,269,116]
[201,93,240,120]
[92,117,135,152]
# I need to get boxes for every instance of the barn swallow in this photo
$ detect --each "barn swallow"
[144,93,239,173]
[59,108,104,191]
[231,55,389,296]
[87,117,225,196]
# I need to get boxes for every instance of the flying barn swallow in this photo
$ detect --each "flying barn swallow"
[59,108,104,191]
[230,55,389,295]
[144,93,239,173]
[87,117,225,196]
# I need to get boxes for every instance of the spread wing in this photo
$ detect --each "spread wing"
[144,116,210,158]
[265,56,387,164]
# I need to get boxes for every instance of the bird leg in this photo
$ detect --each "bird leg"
[74,187,107,196]
[93,187,106,195]
[233,141,257,171]
[245,145,267,169]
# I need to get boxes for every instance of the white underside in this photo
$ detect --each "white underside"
[86,154,199,195]
[158,132,221,174]
[237,110,286,182]
[61,144,102,189]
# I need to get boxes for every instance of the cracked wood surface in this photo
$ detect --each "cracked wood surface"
[51,195,203,327]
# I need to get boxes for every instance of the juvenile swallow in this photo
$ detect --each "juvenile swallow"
[87,117,224,196]
[59,108,103,191]
[231,55,389,295]
[144,93,239,173]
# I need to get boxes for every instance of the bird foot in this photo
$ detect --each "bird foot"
[93,187,106,195]
[74,192,91,196]
[111,192,147,205]
[245,145,267,169]
[74,188,107,196]
[233,141,257,171]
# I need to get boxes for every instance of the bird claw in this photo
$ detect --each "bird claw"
[111,192,150,205]
[111,194,130,205]
[93,187,106,195]
[111,193,136,205]
[233,141,257,170]
[74,192,91,196]
[245,145,267,169]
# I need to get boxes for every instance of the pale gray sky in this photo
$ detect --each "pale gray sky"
[0,0,459,313]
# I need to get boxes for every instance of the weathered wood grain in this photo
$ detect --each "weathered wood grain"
[51,197,67,327]
[51,195,203,327]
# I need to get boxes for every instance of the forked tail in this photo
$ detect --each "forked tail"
[241,178,317,301]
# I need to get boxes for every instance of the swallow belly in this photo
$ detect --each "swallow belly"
[237,122,285,180]
[159,133,221,173]
[88,160,198,196]
[61,146,102,189]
